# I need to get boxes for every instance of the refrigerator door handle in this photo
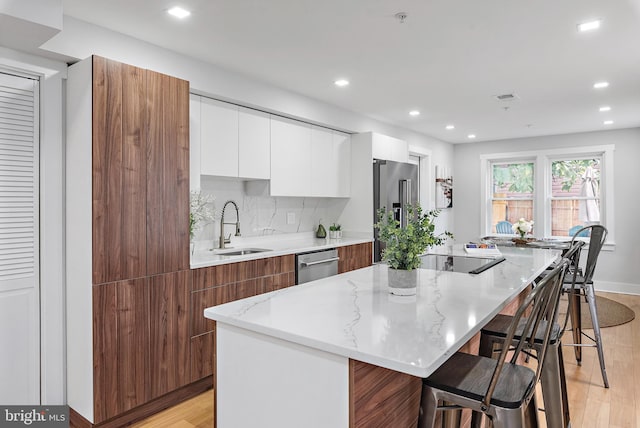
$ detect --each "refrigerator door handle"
[399,179,412,228]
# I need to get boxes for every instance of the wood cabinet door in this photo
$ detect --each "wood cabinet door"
[92,57,147,284]
[338,243,373,274]
[146,70,190,275]
[149,270,190,398]
[93,278,150,423]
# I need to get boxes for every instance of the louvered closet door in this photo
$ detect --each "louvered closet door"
[0,72,40,404]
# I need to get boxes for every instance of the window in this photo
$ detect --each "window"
[550,158,601,237]
[490,161,534,234]
[480,145,614,244]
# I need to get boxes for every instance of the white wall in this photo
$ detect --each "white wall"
[454,127,640,293]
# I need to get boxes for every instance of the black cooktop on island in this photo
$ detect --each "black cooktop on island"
[420,254,506,274]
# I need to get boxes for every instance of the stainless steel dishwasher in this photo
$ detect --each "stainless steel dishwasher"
[295,248,339,284]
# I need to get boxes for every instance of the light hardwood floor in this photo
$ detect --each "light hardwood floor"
[132,291,639,428]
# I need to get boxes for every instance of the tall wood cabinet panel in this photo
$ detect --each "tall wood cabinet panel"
[92,57,147,285]
[146,72,190,275]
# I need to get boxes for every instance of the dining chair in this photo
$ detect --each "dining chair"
[475,240,584,428]
[562,224,609,388]
[418,261,569,428]
[496,221,512,234]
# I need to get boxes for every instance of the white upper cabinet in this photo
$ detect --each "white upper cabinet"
[238,107,270,179]
[192,95,349,196]
[271,120,351,198]
[270,116,312,196]
[332,131,351,198]
[310,125,333,197]
[371,132,408,163]
[310,127,351,197]
[201,97,239,177]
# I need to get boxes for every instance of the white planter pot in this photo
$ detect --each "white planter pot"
[387,268,417,296]
[329,230,342,239]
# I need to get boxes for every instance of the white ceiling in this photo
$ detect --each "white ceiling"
[62,0,640,143]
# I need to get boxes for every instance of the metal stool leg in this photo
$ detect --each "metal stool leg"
[557,344,570,427]
[568,289,582,364]
[584,283,609,388]
[540,340,569,427]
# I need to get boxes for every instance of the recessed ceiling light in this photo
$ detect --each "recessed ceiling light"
[167,6,191,19]
[593,81,609,89]
[577,20,601,32]
[445,125,455,130]
[334,79,350,87]
[599,106,611,112]
[409,110,420,116]
[467,134,476,139]
[603,120,614,125]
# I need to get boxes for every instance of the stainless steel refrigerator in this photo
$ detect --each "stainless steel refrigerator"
[373,159,419,262]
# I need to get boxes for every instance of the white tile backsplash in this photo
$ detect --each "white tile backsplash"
[192,176,348,248]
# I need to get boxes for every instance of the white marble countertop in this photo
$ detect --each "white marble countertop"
[204,245,560,378]
[190,232,372,269]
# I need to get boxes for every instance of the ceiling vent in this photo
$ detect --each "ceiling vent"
[494,93,519,101]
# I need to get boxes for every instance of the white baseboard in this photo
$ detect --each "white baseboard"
[594,280,640,296]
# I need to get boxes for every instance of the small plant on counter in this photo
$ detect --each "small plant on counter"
[329,223,342,239]
[375,204,453,270]
[190,190,216,240]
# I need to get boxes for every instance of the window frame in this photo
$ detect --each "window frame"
[480,145,615,248]
[488,159,536,235]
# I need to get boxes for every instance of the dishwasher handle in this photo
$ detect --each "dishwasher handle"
[300,256,340,267]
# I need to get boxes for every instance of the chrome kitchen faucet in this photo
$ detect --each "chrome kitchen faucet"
[219,200,241,249]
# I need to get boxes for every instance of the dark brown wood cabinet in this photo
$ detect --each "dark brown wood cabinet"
[92,278,150,422]
[146,71,190,276]
[92,58,148,285]
[149,271,190,398]
[91,56,189,285]
[190,255,296,381]
[338,242,373,273]
[68,56,192,427]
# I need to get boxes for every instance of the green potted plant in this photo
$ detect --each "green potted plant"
[375,204,452,295]
[329,223,342,239]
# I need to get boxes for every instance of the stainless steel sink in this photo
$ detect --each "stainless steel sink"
[215,248,272,257]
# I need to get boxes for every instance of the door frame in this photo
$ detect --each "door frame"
[0,46,67,404]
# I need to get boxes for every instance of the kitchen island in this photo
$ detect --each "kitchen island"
[204,246,559,428]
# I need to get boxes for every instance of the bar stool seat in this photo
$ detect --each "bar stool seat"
[479,315,569,427]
